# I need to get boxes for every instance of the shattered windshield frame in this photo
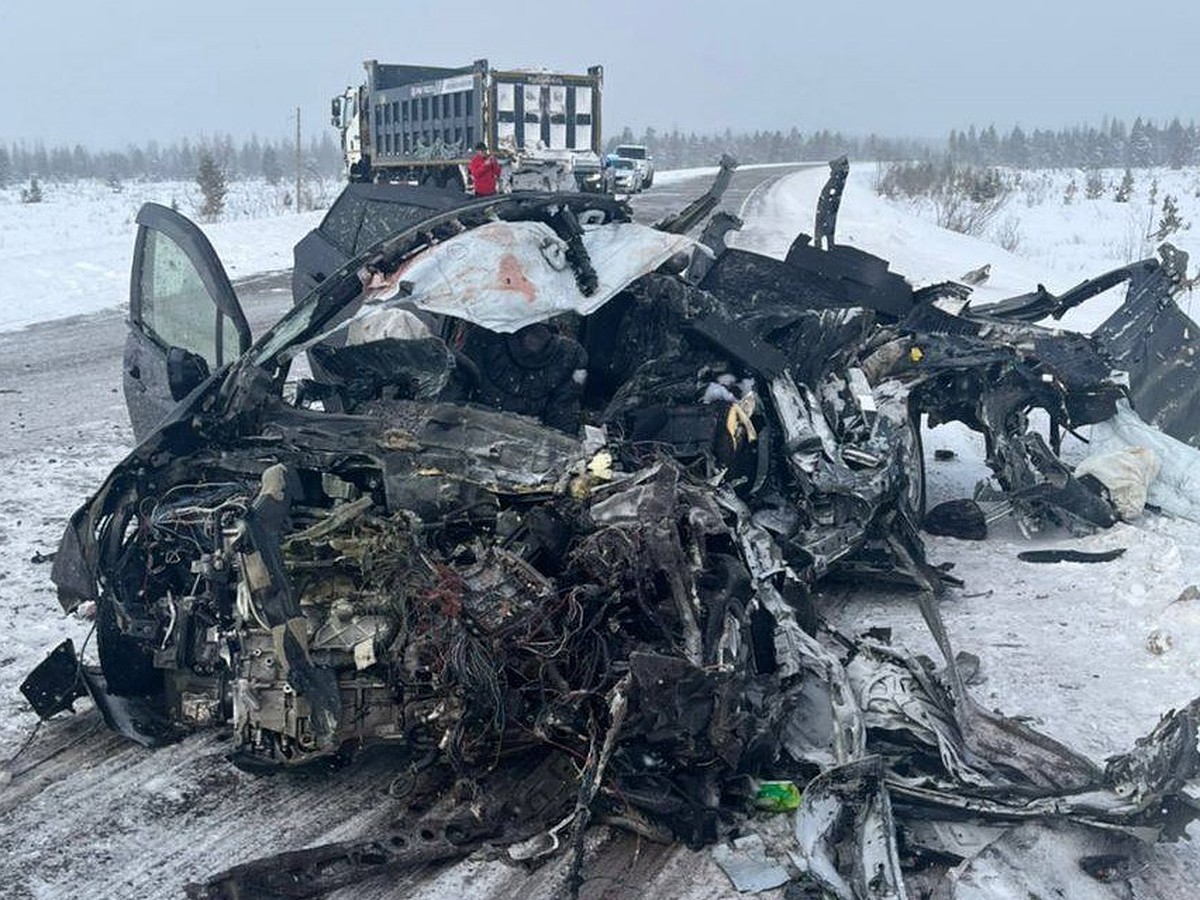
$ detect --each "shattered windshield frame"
[251,191,632,372]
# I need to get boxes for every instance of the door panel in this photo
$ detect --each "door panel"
[123,203,250,443]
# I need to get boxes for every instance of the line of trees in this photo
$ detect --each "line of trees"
[610,116,1200,173]
[5,115,1200,189]
[946,118,1200,170]
[604,127,928,169]
[0,133,342,186]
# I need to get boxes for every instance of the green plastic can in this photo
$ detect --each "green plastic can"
[754,780,802,812]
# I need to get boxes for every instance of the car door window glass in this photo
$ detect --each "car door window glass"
[355,201,431,253]
[140,229,223,365]
[220,315,241,365]
[319,194,366,255]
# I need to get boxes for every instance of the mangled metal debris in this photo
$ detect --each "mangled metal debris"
[19,161,1200,899]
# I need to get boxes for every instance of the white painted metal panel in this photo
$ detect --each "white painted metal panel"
[391,221,695,332]
[524,86,541,116]
[497,83,515,112]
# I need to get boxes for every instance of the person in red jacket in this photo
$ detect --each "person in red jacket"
[468,142,502,196]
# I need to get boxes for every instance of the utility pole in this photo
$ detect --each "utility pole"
[295,106,302,214]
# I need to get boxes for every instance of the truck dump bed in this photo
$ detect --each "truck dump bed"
[362,59,602,167]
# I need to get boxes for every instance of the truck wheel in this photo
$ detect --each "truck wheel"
[349,158,372,184]
[642,172,653,189]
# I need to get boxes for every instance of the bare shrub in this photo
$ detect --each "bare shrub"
[1023,173,1051,207]
[1118,208,1152,263]
[875,160,1012,235]
[933,167,1011,235]
[994,215,1021,253]
[874,160,942,200]
[1151,194,1189,240]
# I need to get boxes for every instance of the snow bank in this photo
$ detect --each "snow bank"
[0,179,331,332]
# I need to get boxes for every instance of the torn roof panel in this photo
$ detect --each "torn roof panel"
[399,220,695,332]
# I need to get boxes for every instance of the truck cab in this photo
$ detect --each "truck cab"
[331,87,368,181]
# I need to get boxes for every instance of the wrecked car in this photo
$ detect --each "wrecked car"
[20,161,1200,898]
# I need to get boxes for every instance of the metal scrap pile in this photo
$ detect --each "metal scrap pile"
[22,161,1200,898]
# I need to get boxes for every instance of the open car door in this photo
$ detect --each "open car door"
[123,203,251,443]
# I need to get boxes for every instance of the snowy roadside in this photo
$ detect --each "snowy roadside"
[0,179,329,333]
[0,164,820,335]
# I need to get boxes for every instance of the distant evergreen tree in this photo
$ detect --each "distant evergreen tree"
[240,135,261,179]
[1165,118,1188,169]
[196,151,227,219]
[49,146,72,179]
[128,145,145,177]
[144,141,163,179]
[1129,118,1154,167]
[1030,129,1056,168]
[20,175,43,203]
[179,139,195,180]
[1084,169,1104,200]
[964,125,980,164]
[1063,178,1077,205]
[215,133,237,177]
[1109,119,1128,166]
[316,132,340,176]
[73,144,88,176]
[1115,168,1134,202]
[605,126,636,154]
[31,143,48,179]
[0,145,9,187]
[979,125,999,165]
[262,145,282,185]
[1083,127,1107,169]
[1186,124,1200,167]
[1006,125,1029,168]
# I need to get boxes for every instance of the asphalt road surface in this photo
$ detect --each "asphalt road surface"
[0,164,811,900]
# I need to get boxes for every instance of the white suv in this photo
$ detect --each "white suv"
[614,144,654,189]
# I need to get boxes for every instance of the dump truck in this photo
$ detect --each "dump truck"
[331,59,606,192]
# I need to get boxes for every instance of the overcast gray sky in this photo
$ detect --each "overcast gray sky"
[5,0,1200,149]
